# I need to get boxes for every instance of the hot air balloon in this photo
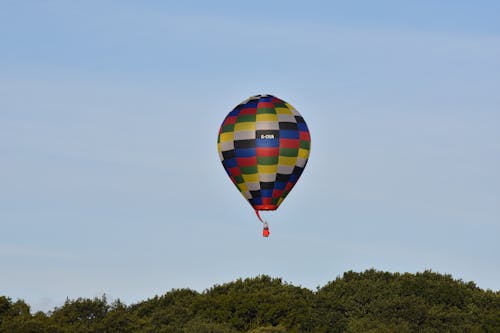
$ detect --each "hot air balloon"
[217,94,311,237]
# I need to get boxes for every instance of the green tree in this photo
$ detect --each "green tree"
[182,318,238,333]
[1,269,499,332]
[247,324,287,332]
[0,299,49,333]
[50,295,109,333]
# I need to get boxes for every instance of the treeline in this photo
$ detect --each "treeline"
[1,269,499,333]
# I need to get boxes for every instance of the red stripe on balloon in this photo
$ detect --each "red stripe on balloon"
[280,139,300,148]
[236,157,257,167]
[262,197,273,205]
[257,102,274,109]
[238,107,257,115]
[256,147,279,156]
[229,167,241,176]
[300,131,311,141]
[223,116,238,125]
[272,189,283,198]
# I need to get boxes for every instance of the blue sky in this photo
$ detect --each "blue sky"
[1,1,499,312]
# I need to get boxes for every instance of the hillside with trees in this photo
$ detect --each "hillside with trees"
[1,269,499,332]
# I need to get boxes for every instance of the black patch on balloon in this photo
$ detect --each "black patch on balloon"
[260,182,275,190]
[256,130,280,140]
[295,116,305,123]
[250,190,261,198]
[234,139,256,149]
[276,173,290,182]
[222,150,235,160]
[279,122,298,130]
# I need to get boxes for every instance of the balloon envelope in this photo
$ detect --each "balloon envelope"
[217,94,311,211]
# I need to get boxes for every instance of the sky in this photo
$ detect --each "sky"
[1,0,499,312]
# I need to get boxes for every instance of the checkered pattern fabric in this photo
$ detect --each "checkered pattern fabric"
[218,94,311,211]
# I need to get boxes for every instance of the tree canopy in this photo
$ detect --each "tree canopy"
[1,270,499,333]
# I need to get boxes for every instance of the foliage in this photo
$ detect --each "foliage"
[1,270,499,332]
